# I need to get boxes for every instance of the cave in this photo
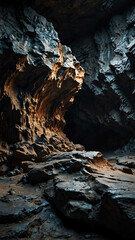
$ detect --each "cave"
[0,1,135,240]
[64,83,133,151]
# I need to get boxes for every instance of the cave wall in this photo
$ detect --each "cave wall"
[0,6,84,155]
[64,5,135,151]
[1,0,134,43]
[0,0,135,154]
[0,2,135,239]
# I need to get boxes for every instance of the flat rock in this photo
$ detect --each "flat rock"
[0,174,111,240]
[35,151,135,240]
[0,196,44,223]
[117,156,135,168]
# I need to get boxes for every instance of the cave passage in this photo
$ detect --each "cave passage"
[63,2,135,153]
[64,84,133,152]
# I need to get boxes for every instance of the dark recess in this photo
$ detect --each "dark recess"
[64,84,132,151]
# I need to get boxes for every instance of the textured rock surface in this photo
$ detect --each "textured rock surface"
[65,5,135,151]
[0,173,112,240]
[2,0,134,43]
[0,2,135,240]
[24,151,135,240]
[106,153,135,174]
[0,152,134,239]
[0,6,84,154]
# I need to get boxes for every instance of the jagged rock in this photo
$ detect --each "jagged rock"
[0,2,135,240]
[26,166,56,184]
[12,145,37,162]
[0,6,84,151]
[65,5,135,151]
[6,0,134,43]
[99,191,135,239]
[0,173,111,240]
[32,143,50,161]
[0,196,45,223]
[24,151,135,239]
[24,151,101,184]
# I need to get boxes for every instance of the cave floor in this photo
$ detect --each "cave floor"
[0,174,111,240]
[103,152,135,175]
[0,151,135,240]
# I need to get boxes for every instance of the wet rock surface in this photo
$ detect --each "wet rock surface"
[65,5,135,151]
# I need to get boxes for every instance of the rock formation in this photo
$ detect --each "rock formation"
[0,1,135,240]
[25,151,135,240]
[0,151,135,239]
[0,6,84,164]
[4,0,134,43]
[65,5,135,151]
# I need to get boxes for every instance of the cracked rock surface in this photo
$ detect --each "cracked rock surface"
[0,165,111,240]
[65,5,135,151]
[0,2,135,240]
[24,151,135,240]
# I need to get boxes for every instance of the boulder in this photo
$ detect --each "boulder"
[25,151,135,239]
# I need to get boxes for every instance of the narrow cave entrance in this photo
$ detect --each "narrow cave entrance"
[64,85,132,152]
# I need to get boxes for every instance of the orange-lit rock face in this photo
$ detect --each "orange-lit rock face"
[0,7,84,144]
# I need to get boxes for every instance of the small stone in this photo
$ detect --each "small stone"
[8,188,15,195]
